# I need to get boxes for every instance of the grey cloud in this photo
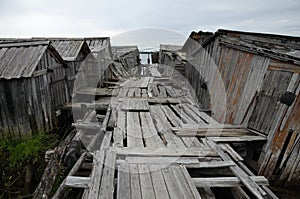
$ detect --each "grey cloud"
[0,0,299,38]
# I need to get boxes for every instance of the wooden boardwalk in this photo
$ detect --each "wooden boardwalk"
[56,65,278,199]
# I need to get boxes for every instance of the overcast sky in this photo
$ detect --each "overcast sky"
[0,0,299,46]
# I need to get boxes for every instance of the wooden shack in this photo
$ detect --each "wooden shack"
[74,38,114,93]
[0,41,69,139]
[182,29,300,186]
[111,46,140,69]
[46,39,91,97]
[159,44,186,75]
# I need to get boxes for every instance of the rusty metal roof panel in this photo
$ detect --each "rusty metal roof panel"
[0,41,50,79]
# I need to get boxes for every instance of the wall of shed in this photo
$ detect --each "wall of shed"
[74,47,112,92]
[0,49,69,139]
[184,38,300,185]
[120,49,140,69]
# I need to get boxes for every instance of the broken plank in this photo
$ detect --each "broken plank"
[140,112,165,147]
[150,105,186,149]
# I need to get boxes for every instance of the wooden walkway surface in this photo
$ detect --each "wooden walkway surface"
[57,64,278,199]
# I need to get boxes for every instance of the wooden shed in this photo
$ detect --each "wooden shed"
[159,44,186,75]
[111,46,140,69]
[0,41,69,139]
[74,38,114,93]
[182,29,300,186]
[46,39,91,97]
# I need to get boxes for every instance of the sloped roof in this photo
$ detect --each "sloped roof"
[112,46,139,60]
[31,38,93,61]
[160,44,182,52]
[50,40,86,61]
[0,41,63,79]
[84,37,110,52]
[199,29,300,64]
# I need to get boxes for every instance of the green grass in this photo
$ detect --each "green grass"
[0,132,58,198]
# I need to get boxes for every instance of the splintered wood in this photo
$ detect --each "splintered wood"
[68,65,276,199]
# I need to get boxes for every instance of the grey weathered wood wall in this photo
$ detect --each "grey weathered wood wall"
[0,42,69,139]
[182,29,300,186]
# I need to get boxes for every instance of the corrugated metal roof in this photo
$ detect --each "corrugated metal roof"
[112,46,138,60]
[0,41,50,79]
[160,44,182,52]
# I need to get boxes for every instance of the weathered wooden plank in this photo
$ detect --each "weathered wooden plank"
[65,176,90,188]
[231,187,251,199]
[198,187,216,199]
[181,104,207,125]
[171,104,196,124]
[174,129,255,137]
[88,150,105,199]
[150,106,186,149]
[185,160,235,168]
[138,164,156,199]
[118,156,199,165]
[117,164,131,199]
[192,176,268,187]
[130,164,142,199]
[112,147,218,157]
[114,110,126,147]
[76,87,111,96]
[72,122,101,130]
[149,165,170,199]
[220,144,244,162]
[140,77,151,88]
[181,166,202,199]
[127,88,135,97]
[206,139,266,199]
[208,136,266,142]
[161,166,184,199]
[172,166,196,199]
[160,105,183,126]
[100,131,112,150]
[122,99,149,111]
[139,112,165,147]
[98,151,117,199]
[158,85,168,98]
[52,152,88,198]
[134,88,142,97]
[127,112,144,147]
